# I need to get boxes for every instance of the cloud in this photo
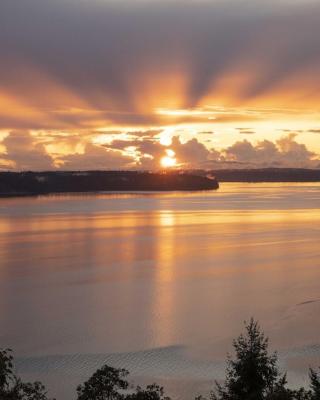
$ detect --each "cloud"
[224,134,317,167]
[1,0,320,130]
[277,133,315,164]
[170,137,220,167]
[0,129,319,170]
[0,131,54,170]
[0,130,137,171]
[105,133,221,169]
[59,143,134,170]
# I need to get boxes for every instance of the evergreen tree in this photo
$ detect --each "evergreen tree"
[0,348,14,396]
[309,368,320,400]
[211,318,286,400]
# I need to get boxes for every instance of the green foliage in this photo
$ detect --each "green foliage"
[209,319,320,400]
[76,366,172,400]
[6,379,51,400]
[265,375,311,400]
[2,320,320,400]
[265,375,292,400]
[77,365,129,400]
[211,318,283,400]
[126,384,171,400]
[0,348,14,392]
[293,388,314,400]
[309,368,320,400]
[0,348,52,400]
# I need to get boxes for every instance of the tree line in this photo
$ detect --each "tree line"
[1,319,319,400]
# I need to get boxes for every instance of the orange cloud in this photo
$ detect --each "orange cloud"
[1,0,320,168]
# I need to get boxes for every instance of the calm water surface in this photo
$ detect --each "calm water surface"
[0,183,320,399]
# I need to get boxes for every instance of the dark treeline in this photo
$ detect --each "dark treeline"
[0,171,219,196]
[185,168,320,182]
[211,168,320,182]
[1,168,320,197]
[1,319,320,400]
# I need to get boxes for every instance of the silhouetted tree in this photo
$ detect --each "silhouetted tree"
[211,318,287,400]
[126,384,171,400]
[292,388,314,400]
[265,375,293,400]
[77,365,129,400]
[0,348,14,395]
[2,320,320,400]
[77,366,172,400]
[265,375,311,400]
[7,379,50,400]
[309,368,320,400]
[0,348,52,400]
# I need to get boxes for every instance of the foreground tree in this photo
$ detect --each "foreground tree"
[126,384,171,400]
[309,368,320,400]
[209,319,320,400]
[77,365,129,400]
[77,364,172,400]
[211,318,288,400]
[0,348,14,396]
[265,375,311,400]
[0,348,52,400]
[2,319,320,400]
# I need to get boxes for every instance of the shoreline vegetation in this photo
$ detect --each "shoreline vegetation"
[1,319,319,400]
[1,168,320,197]
[208,168,320,183]
[0,171,219,197]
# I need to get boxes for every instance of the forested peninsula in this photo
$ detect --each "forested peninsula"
[0,171,219,196]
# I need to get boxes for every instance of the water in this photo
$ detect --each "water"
[0,183,320,399]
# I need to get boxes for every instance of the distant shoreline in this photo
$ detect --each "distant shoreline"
[1,168,320,198]
[212,168,320,182]
[0,171,219,197]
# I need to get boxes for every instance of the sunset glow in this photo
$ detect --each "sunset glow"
[2,3,320,400]
[161,149,177,168]
[160,157,176,168]
[0,0,319,170]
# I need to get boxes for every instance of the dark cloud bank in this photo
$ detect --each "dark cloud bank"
[1,0,320,128]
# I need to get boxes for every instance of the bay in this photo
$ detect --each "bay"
[0,183,320,399]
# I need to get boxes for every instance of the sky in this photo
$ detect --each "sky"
[0,0,320,170]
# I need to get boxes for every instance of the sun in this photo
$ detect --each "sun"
[161,156,176,168]
[160,149,177,168]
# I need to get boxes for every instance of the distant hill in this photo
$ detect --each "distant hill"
[211,168,320,182]
[0,171,219,196]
